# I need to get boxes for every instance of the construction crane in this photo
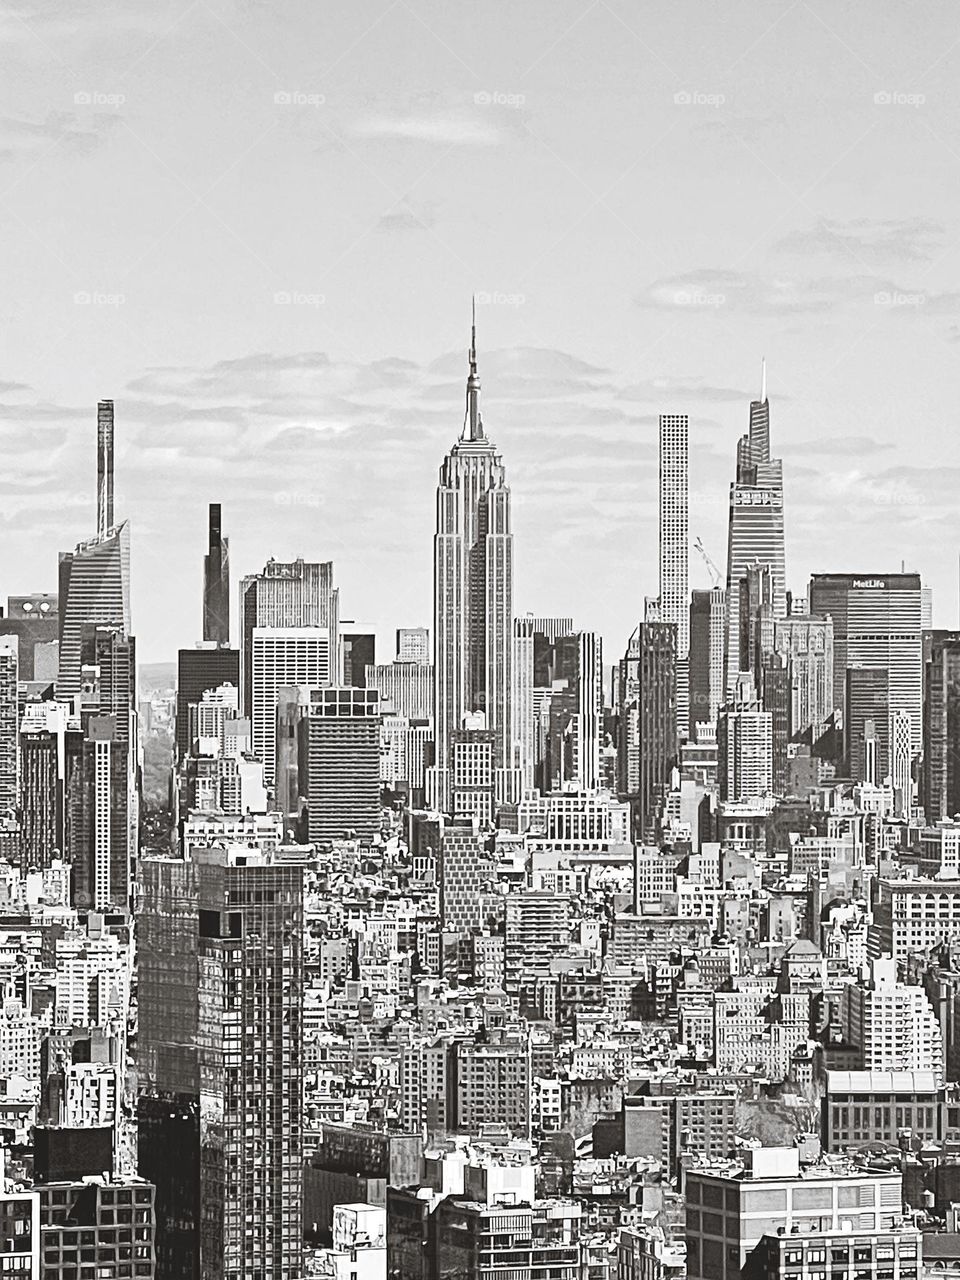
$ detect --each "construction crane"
[694,537,723,589]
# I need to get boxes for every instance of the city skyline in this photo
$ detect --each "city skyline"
[4,1,960,664]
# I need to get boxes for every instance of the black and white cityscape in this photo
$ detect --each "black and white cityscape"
[6,3,960,1279]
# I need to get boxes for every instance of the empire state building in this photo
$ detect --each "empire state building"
[433,310,514,811]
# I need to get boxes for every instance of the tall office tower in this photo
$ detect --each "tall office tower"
[58,524,131,700]
[724,362,786,695]
[364,661,434,721]
[19,701,75,872]
[761,654,790,796]
[138,845,306,1280]
[433,312,514,810]
[616,622,677,839]
[59,403,132,700]
[97,400,114,537]
[772,613,834,741]
[717,673,773,802]
[175,645,240,762]
[0,638,18,814]
[688,588,726,733]
[660,413,689,733]
[523,617,574,645]
[341,632,375,687]
[924,632,960,821]
[846,666,889,783]
[449,720,498,825]
[809,573,923,756]
[0,594,58,682]
[252,628,330,787]
[922,584,934,630]
[296,688,381,843]
[240,558,339,716]
[396,627,429,663]
[738,563,775,684]
[202,503,230,646]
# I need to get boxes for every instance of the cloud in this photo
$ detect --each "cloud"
[777,218,945,265]
[377,201,438,233]
[781,435,895,457]
[353,115,503,147]
[0,111,121,161]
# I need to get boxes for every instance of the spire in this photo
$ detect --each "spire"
[464,296,483,440]
[760,356,767,404]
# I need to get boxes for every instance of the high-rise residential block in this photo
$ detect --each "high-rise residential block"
[617,622,677,838]
[137,845,307,1280]
[724,363,787,695]
[433,311,513,810]
[924,631,960,822]
[717,674,773,802]
[688,587,725,733]
[0,637,18,814]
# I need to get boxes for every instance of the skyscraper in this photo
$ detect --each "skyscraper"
[617,622,677,838]
[138,845,306,1280]
[251,627,331,786]
[924,632,960,822]
[809,573,922,757]
[660,413,689,733]
[296,688,382,842]
[97,400,114,538]
[0,638,18,815]
[724,362,786,695]
[396,627,429,663]
[688,587,725,733]
[202,503,230,646]
[240,558,339,716]
[58,524,131,700]
[717,673,773,802]
[433,310,513,808]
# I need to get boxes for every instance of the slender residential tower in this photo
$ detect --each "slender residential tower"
[97,399,114,537]
[660,413,689,734]
[433,305,514,809]
[724,360,786,696]
[202,503,230,645]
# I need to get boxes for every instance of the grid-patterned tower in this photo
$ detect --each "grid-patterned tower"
[434,307,513,807]
[724,361,786,696]
[660,413,689,733]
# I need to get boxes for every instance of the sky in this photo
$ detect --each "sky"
[4,0,960,663]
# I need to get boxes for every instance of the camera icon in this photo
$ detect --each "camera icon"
[674,90,692,105]
[274,91,292,105]
[874,91,891,105]
[74,91,91,105]
[474,91,492,106]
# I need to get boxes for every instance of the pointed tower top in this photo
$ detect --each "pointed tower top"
[760,356,767,403]
[464,297,483,441]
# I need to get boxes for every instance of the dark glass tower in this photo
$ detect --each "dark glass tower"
[202,503,230,646]
[617,622,678,839]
